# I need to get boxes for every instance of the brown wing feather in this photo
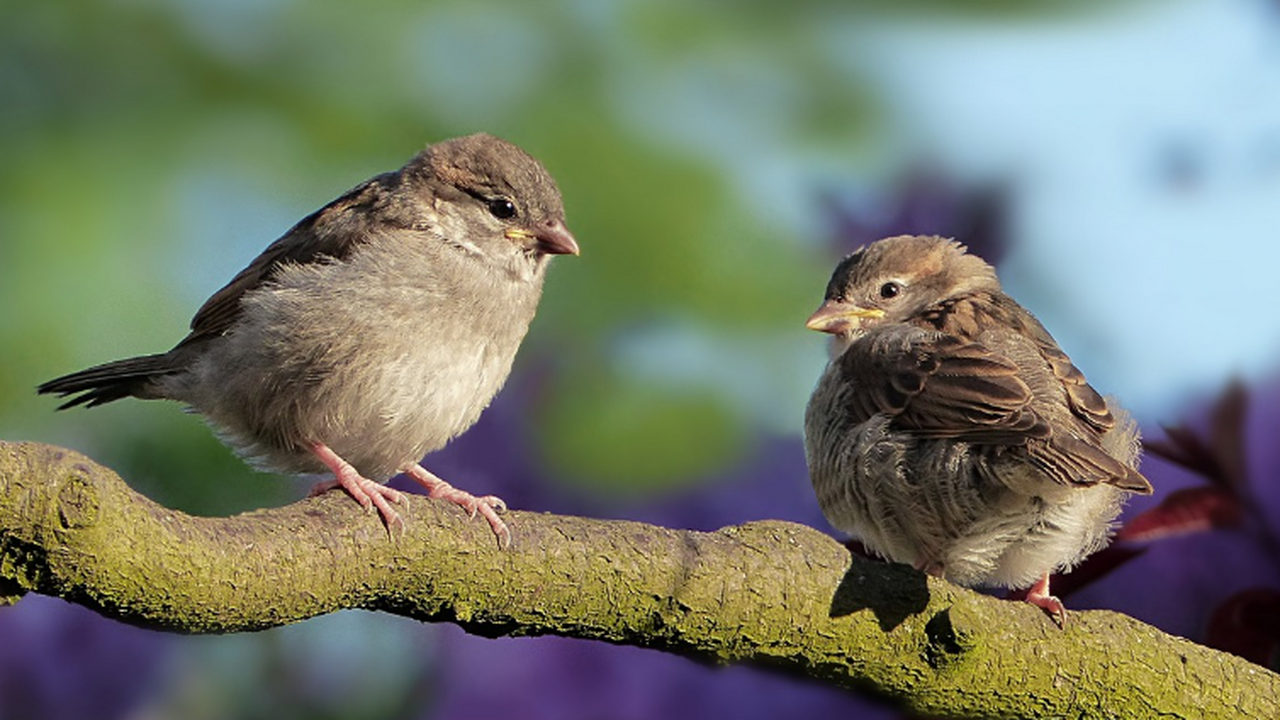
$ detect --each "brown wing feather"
[963,294,1150,491]
[1028,434,1152,491]
[1040,343,1114,432]
[982,293,1115,433]
[839,326,1049,444]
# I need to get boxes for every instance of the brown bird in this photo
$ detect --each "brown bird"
[39,133,579,547]
[803,235,1151,624]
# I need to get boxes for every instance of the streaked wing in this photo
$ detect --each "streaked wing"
[838,325,1048,444]
[984,293,1115,433]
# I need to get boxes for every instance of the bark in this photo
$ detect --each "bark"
[0,440,1273,719]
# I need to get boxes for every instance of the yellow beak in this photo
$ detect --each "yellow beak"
[505,221,581,256]
[805,300,885,334]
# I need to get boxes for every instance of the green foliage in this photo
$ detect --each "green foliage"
[538,368,746,493]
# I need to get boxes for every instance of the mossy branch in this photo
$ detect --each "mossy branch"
[0,440,1274,719]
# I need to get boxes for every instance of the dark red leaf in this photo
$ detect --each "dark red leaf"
[1205,588,1280,670]
[1144,380,1250,491]
[1145,425,1221,482]
[1209,379,1249,491]
[1116,486,1243,542]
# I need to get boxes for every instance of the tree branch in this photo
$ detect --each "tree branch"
[0,440,1274,718]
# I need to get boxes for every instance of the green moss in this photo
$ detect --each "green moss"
[1,442,1277,718]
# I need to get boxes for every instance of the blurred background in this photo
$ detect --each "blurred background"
[3,0,1280,718]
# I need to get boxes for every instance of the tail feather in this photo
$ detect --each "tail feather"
[37,354,177,409]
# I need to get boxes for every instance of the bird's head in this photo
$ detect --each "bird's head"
[806,235,1000,355]
[410,133,579,280]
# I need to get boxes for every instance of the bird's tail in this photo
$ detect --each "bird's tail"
[37,354,176,409]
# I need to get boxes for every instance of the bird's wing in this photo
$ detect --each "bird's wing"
[838,325,1049,444]
[839,326,1151,491]
[975,297,1151,491]
[986,293,1116,434]
[182,173,399,344]
[1034,332,1115,433]
[1027,432,1152,491]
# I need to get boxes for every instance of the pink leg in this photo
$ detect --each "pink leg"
[914,559,945,577]
[309,443,406,534]
[1024,572,1067,627]
[402,464,511,548]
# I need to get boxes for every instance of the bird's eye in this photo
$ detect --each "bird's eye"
[879,281,902,299]
[487,197,517,220]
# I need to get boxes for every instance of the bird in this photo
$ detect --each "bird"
[38,133,579,547]
[803,235,1151,624]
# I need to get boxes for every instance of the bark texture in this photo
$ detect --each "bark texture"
[0,440,1274,719]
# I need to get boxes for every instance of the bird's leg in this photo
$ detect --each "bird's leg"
[402,463,511,548]
[1024,572,1067,627]
[309,442,406,534]
[914,559,946,577]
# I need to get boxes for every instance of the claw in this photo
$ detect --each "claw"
[402,464,512,548]
[1024,573,1068,628]
[310,443,406,535]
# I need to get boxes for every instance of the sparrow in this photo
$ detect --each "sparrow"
[803,235,1151,624]
[38,133,579,547]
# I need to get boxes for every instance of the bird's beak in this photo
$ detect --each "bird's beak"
[507,221,580,256]
[805,300,884,334]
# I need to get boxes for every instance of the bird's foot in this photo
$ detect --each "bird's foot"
[309,442,406,535]
[1023,573,1067,628]
[403,463,511,548]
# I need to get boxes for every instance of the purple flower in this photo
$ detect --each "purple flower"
[0,596,170,720]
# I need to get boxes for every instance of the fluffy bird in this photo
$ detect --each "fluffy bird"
[39,133,579,547]
[803,235,1151,623]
